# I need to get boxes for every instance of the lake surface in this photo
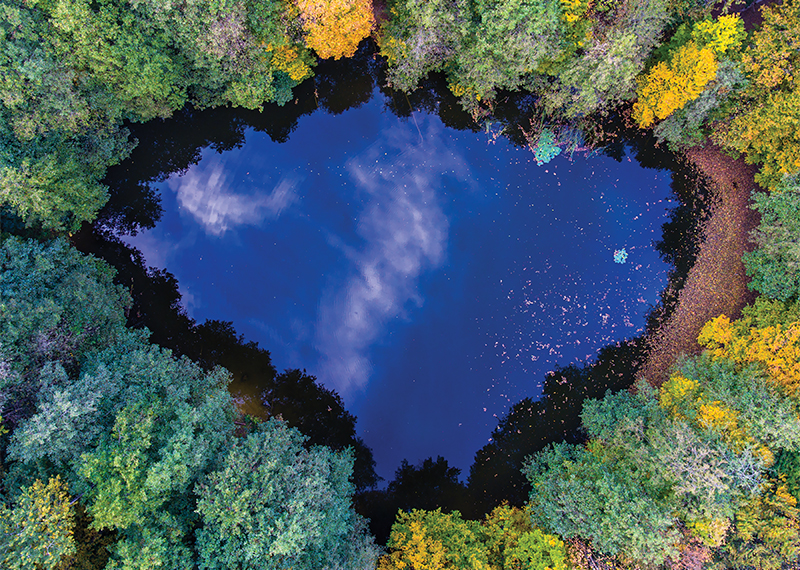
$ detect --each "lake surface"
[123,85,674,482]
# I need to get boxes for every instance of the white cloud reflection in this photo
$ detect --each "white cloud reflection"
[315,120,477,395]
[168,156,300,236]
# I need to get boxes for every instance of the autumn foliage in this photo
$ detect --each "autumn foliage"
[633,42,717,128]
[295,0,375,59]
[0,476,75,569]
[269,43,313,82]
[712,1,800,187]
[699,314,800,399]
[633,14,744,128]
[377,506,570,570]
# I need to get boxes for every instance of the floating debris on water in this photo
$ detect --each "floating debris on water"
[614,249,628,264]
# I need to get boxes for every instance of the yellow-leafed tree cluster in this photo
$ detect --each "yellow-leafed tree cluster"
[699,314,800,399]
[0,476,76,569]
[633,14,745,128]
[295,0,375,59]
[378,506,570,570]
[268,43,314,82]
[632,42,718,128]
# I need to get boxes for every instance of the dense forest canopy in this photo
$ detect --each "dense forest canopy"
[2,0,800,567]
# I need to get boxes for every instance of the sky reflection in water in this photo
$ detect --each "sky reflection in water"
[126,89,673,482]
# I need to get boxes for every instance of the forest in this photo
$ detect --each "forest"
[1,0,800,567]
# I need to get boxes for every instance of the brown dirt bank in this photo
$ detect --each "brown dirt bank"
[638,144,761,387]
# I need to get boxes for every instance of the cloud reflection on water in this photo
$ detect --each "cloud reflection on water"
[168,156,301,236]
[315,120,477,395]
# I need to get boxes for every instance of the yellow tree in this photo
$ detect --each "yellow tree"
[692,14,746,56]
[295,0,375,59]
[378,518,448,570]
[699,315,800,399]
[378,508,490,570]
[659,371,774,465]
[268,43,314,81]
[633,41,718,128]
[724,477,800,567]
[633,13,744,128]
[0,476,76,570]
[712,0,800,188]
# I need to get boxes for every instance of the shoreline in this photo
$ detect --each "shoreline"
[638,144,761,387]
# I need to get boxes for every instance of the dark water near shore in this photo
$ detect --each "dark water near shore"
[113,80,676,483]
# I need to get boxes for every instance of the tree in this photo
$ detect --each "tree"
[712,0,800,189]
[742,180,800,301]
[72,369,237,570]
[378,508,487,570]
[0,475,75,570]
[541,0,675,118]
[0,124,133,231]
[0,238,381,568]
[468,339,644,515]
[523,358,792,565]
[450,0,567,101]
[295,0,374,59]
[721,477,800,569]
[376,0,470,92]
[633,41,718,128]
[357,455,469,545]
[0,237,131,430]
[480,504,570,570]
[652,59,745,150]
[698,314,800,401]
[660,355,800,465]
[194,418,379,569]
[524,440,681,565]
[386,456,467,516]
[0,0,134,230]
[632,14,744,129]
[44,0,190,122]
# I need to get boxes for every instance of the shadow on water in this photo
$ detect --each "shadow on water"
[72,37,714,541]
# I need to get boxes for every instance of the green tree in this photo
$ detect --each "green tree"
[194,418,379,569]
[451,0,566,102]
[129,0,313,109]
[666,355,800,460]
[45,0,189,122]
[481,504,570,570]
[720,477,800,569]
[0,128,132,230]
[76,394,233,570]
[743,179,800,301]
[524,439,681,565]
[541,0,673,118]
[0,237,130,429]
[523,365,792,565]
[0,238,380,568]
[468,339,644,515]
[377,0,471,92]
[0,0,134,230]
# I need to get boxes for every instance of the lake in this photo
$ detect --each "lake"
[117,80,676,483]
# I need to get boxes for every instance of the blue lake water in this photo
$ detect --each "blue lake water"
[125,87,674,482]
